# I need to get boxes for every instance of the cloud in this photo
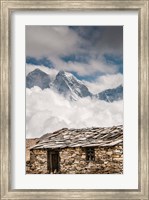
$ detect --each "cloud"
[46,55,118,77]
[26,26,123,59]
[70,26,123,57]
[26,26,82,58]
[84,73,123,94]
[26,87,123,138]
[26,26,123,77]
[26,58,120,78]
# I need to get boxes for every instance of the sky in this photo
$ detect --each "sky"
[26,26,123,81]
[26,26,123,138]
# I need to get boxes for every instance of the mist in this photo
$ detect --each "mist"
[26,87,123,138]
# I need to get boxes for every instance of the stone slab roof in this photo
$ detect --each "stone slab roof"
[31,125,123,149]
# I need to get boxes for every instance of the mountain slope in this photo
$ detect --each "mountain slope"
[50,70,92,100]
[96,85,123,102]
[26,68,51,89]
[26,69,123,102]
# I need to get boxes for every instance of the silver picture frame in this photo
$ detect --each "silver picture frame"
[0,0,148,199]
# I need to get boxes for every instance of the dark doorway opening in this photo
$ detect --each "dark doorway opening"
[47,150,59,173]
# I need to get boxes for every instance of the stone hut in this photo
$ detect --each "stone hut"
[29,125,123,174]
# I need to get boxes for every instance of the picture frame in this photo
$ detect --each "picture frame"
[0,0,148,199]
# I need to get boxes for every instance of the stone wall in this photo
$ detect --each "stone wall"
[27,145,123,174]
[27,149,48,174]
[60,146,123,174]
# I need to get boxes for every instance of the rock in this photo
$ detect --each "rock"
[81,155,86,159]
[107,151,113,156]
[98,160,104,164]
[113,158,123,161]
[113,150,121,153]
[29,145,123,174]
[112,154,120,158]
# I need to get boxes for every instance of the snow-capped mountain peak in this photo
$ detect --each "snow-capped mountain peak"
[95,85,123,102]
[26,68,51,89]
[50,70,92,100]
[26,69,123,102]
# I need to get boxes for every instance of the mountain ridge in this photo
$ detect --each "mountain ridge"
[95,85,123,102]
[26,68,51,89]
[50,70,92,101]
[26,68,123,102]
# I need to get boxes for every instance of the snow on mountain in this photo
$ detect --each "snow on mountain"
[26,68,51,89]
[26,69,123,102]
[50,70,92,101]
[95,85,123,102]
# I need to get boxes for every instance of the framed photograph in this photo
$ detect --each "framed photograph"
[25,25,124,176]
[0,0,148,199]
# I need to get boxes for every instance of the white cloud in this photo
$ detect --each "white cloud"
[47,56,118,77]
[26,26,82,58]
[26,87,123,138]
[26,26,123,77]
[26,26,123,59]
[26,58,119,80]
[84,73,123,94]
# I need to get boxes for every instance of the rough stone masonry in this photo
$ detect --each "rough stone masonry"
[27,125,123,174]
[27,146,123,174]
